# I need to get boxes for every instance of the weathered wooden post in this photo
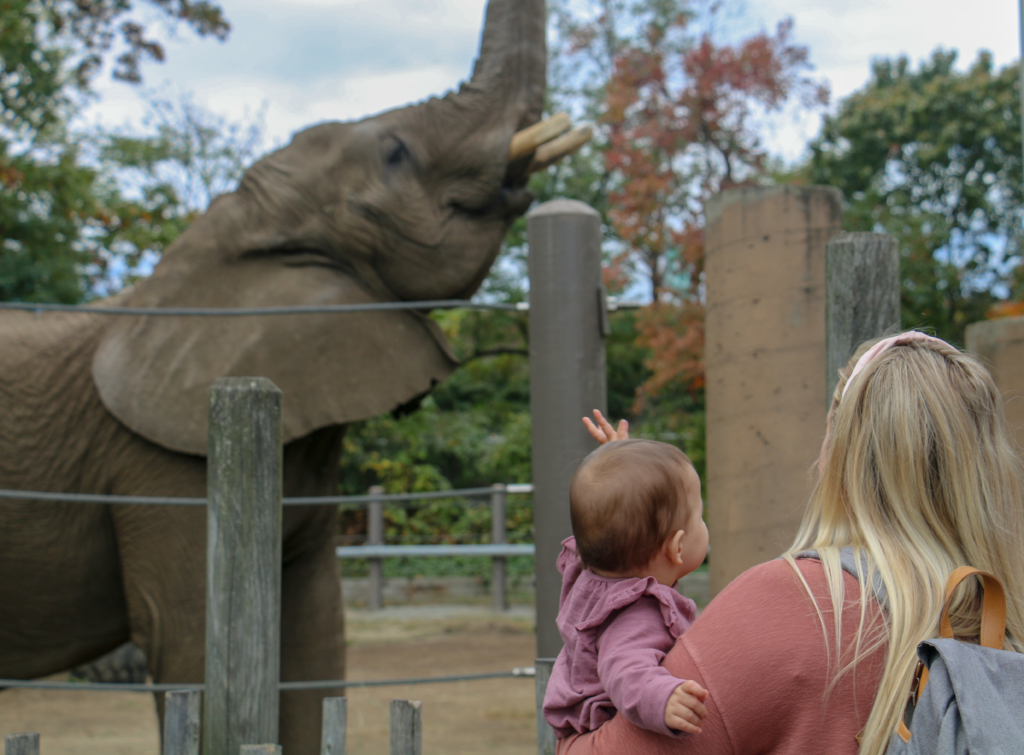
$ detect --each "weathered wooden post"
[705,186,841,595]
[825,232,900,404]
[239,747,281,755]
[164,689,202,755]
[4,734,39,755]
[534,658,557,755]
[389,700,422,755]
[491,483,508,612]
[368,485,385,611]
[528,199,607,658]
[205,377,283,755]
[321,697,347,755]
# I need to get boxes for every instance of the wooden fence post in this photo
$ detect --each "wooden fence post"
[164,689,202,755]
[528,199,607,658]
[205,377,283,755]
[491,483,508,612]
[4,734,39,755]
[825,232,900,405]
[368,485,385,610]
[239,747,282,755]
[321,697,347,755]
[389,700,422,755]
[535,658,557,755]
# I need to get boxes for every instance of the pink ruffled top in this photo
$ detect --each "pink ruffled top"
[542,537,698,738]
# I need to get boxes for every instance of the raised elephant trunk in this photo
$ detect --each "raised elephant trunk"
[464,0,546,132]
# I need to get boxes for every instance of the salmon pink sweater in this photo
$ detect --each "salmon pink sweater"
[559,557,886,755]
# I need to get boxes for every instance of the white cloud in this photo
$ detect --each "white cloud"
[82,0,1022,162]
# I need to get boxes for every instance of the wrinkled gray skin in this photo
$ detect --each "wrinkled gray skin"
[0,1,544,752]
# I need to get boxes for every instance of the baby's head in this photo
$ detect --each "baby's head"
[570,439,707,579]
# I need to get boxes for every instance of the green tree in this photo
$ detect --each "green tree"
[805,50,1023,345]
[0,0,231,302]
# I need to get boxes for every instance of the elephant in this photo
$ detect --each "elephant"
[0,0,586,751]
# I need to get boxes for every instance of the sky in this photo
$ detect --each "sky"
[85,0,1022,163]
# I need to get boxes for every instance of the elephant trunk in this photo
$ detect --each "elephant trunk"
[466,0,546,131]
[422,0,547,158]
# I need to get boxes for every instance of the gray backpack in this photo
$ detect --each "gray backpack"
[886,567,1024,755]
[797,553,1024,754]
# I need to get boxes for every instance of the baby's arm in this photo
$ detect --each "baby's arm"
[596,596,708,736]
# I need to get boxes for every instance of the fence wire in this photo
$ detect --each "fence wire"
[0,668,536,693]
[0,300,521,316]
[0,485,533,506]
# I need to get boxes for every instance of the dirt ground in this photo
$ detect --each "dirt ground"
[0,606,539,755]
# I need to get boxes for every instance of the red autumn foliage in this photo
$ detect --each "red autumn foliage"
[600,10,827,409]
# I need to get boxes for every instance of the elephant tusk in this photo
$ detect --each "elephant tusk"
[528,126,593,174]
[508,113,572,162]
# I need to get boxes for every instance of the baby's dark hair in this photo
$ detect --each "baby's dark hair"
[570,439,695,573]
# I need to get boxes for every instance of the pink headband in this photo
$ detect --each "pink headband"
[841,332,949,399]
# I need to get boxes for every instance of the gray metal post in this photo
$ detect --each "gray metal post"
[4,734,39,755]
[527,199,607,658]
[534,658,557,755]
[1020,0,1024,173]
[389,700,422,755]
[164,689,202,755]
[368,485,385,611]
[321,697,347,755]
[205,377,283,755]
[825,232,900,405]
[491,483,508,612]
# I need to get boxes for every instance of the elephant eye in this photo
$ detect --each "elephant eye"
[384,138,410,168]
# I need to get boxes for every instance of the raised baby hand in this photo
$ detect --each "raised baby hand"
[582,409,629,445]
[664,680,709,734]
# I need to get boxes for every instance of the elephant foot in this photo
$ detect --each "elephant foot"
[69,641,149,684]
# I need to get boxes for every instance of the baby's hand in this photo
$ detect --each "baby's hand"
[664,680,709,734]
[582,409,629,445]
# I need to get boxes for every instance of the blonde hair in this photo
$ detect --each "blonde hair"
[784,333,1024,755]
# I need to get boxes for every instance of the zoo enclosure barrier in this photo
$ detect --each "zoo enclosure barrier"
[3,664,558,755]
[0,482,538,614]
[0,380,560,755]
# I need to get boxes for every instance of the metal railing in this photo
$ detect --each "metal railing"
[336,482,535,611]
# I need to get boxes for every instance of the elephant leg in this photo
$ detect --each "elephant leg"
[279,528,346,755]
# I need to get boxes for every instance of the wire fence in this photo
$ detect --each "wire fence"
[0,667,537,693]
[0,483,534,507]
[0,296,642,317]
[0,300,522,316]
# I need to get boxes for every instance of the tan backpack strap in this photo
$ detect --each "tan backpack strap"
[900,567,1007,742]
[938,566,1007,650]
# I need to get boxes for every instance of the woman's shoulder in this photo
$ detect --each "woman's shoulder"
[715,555,859,604]
[682,557,864,652]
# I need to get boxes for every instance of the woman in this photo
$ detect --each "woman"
[564,333,1024,754]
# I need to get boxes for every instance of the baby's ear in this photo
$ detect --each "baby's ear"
[668,530,687,564]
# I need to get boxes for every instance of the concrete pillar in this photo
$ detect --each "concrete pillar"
[527,199,607,658]
[704,186,842,596]
[966,316,1024,451]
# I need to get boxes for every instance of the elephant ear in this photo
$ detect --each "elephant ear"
[92,254,457,457]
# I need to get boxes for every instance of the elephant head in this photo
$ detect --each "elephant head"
[92,0,585,456]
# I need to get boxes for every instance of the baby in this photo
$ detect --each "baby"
[542,432,710,739]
